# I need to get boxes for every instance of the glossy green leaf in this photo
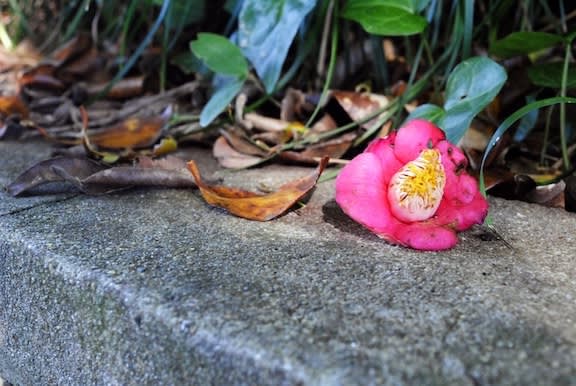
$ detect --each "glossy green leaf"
[406,104,445,126]
[490,32,563,58]
[190,33,248,77]
[171,51,205,75]
[442,57,507,143]
[341,5,427,36]
[344,0,414,12]
[200,76,245,127]
[238,0,317,93]
[527,62,576,89]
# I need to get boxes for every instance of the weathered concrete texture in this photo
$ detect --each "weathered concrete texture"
[1,140,576,385]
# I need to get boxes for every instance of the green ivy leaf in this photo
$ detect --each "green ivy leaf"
[341,4,427,36]
[406,104,445,126]
[238,0,317,93]
[344,0,414,12]
[527,62,576,89]
[442,57,507,143]
[489,32,563,58]
[171,51,205,75]
[200,76,245,127]
[190,33,248,77]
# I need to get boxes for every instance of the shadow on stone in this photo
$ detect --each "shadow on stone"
[321,199,380,241]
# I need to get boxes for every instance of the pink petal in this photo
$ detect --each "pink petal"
[335,152,401,242]
[394,222,458,251]
[436,141,475,202]
[364,135,403,184]
[435,191,488,231]
[444,172,479,205]
[394,119,446,163]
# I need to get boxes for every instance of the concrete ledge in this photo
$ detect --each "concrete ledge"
[1,140,576,384]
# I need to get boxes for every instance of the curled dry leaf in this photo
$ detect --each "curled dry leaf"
[0,95,29,119]
[6,157,106,196]
[220,127,269,157]
[51,32,93,63]
[87,76,145,100]
[77,156,196,192]
[187,157,329,221]
[88,115,167,149]
[56,46,106,84]
[7,155,197,196]
[280,132,356,164]
[213,135,265,169]
[19,63,66,91]
[331,90,389,129]
[84,105,172,153]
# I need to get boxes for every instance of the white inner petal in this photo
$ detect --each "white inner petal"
[388,149,446,222]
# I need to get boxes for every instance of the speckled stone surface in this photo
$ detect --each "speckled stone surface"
[1,140,576,385]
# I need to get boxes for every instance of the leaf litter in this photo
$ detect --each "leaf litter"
[3,24,576,226]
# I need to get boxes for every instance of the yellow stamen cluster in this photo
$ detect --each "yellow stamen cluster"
[388,149,446,222]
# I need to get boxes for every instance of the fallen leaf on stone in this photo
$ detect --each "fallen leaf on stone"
[187,157,329,221]
[7,155,196,196]
[6,157,106,196]
[524,180,565,208]
[62,156,196,194]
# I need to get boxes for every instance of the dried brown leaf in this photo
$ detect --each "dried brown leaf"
[7,155,197,197]
[212,136,265,169]
[87,77,145,100]
[51,32,93,63]
[220,127,269,157]
[187,157,329,221]
[19,63,66,91]
[0,95,29,119]
[88,114,167,150]
[280,133,356,164]
[331,90,389,129]
[6,157,106,196]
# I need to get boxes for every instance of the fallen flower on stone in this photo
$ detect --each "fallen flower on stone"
[335,119,488,251]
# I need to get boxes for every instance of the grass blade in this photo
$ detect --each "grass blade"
[480,96,576,193]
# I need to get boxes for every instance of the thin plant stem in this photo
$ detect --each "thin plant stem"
[540,103,555,165]
[560,42,572,170]
[316,0,334,78]
[91,0,171,103]
[305,0,338,129]
[461,0,474,59]
[393,35,425,125]
[62,0,91,43]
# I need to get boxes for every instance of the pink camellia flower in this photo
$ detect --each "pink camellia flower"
[335,119,488,251]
